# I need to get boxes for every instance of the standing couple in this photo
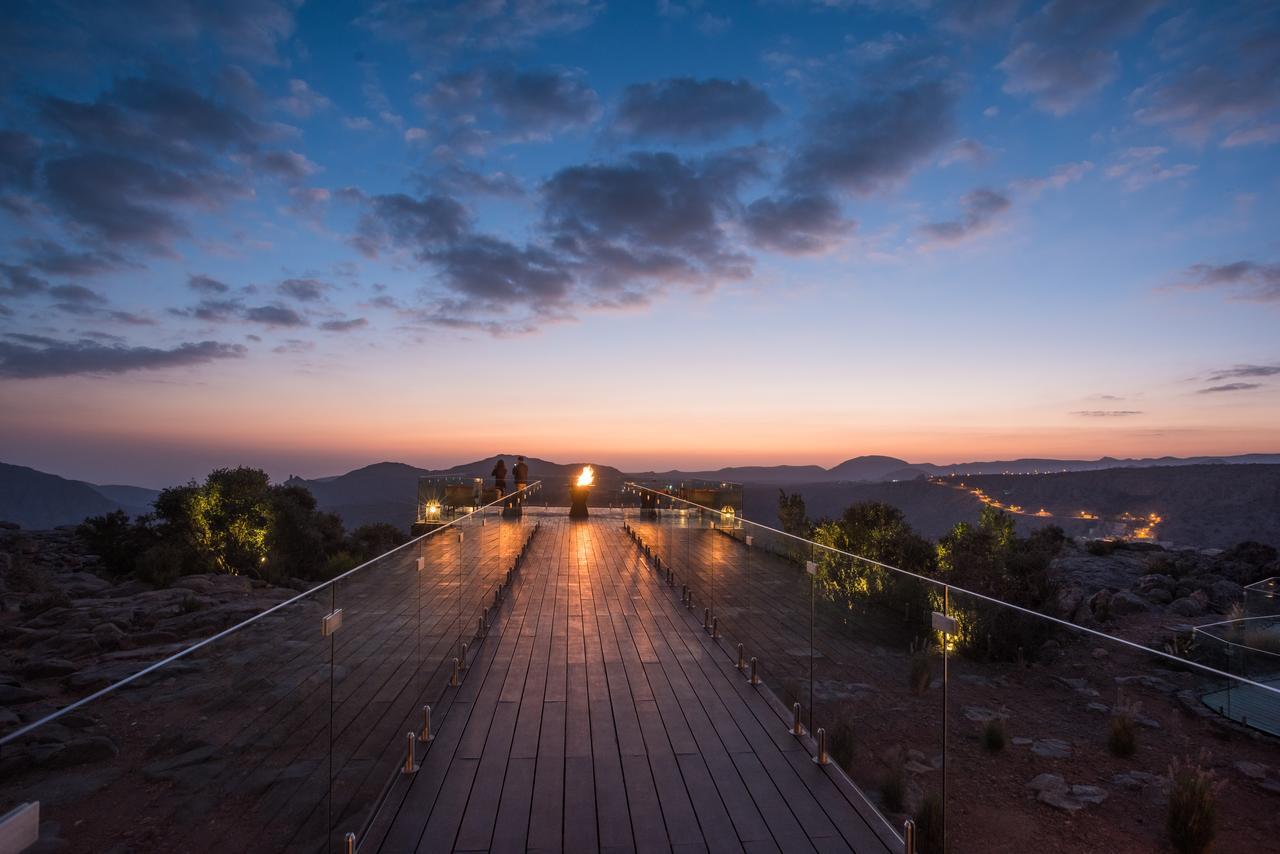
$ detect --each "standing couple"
[491,456,528,497]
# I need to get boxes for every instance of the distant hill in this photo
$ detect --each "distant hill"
[633,452,1280,485]
[746,464,1280,550]
[286,455,627,530]
[92,484,160,512]
[0,463,129,529]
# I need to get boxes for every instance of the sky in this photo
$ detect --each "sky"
[1,0,1278,487]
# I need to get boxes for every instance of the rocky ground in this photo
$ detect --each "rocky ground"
[1047,539,1279,646]
[0,523,299,825]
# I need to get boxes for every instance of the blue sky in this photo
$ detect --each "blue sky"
[1,0,1277,486]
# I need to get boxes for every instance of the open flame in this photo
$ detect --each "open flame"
[576,465,595,487]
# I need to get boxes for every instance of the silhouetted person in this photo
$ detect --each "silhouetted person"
[513,456,529,491]
[492,458,508,496]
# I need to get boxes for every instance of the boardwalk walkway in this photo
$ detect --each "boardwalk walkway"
[365,515,895,853]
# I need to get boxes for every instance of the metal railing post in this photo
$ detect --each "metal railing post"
[791,702,804,736]
[419,705,434,742]
[737,643,745,670]
[344,831,356,854]
[814,727,829,765]
[402,731,419,774]
[749,656,760,685]
[903,819,916,854]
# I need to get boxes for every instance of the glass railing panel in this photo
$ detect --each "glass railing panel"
[808,548,945,844]
[0,586,335,852]
[943,587,1280,853]
[331,540,439,844]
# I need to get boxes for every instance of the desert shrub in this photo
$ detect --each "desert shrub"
[914,793,945,854]
[347,522,408,561]
[322,550,361,580]
[1168,753,1218,854]
[178,594,205,615]
[1108,698,1139,758]
[983,718,1006,752]
[826,714,856,769]
[909,640,932,695]
[879,752,906,813]
[135,542,190,587]
[77,510,160,577]
[3,551,43,592]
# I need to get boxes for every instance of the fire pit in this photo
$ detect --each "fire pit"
[569,466,593,519]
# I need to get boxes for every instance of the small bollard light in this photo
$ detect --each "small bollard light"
[791,702,805,736]
[737,643,745,670]
[344,831,356,854]
[749,656,761,685]
[814,727,829,765]
[451,657,460,687]
[903,819,916,854]
[402,731,419,774]
[419,704,434,742]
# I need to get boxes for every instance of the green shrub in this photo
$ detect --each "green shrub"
[983,718,1006,752]
[1168,753,1218,854]
[914,793,945,854]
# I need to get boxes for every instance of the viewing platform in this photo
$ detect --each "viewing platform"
[365,513,894,853]
[3,481,1279,853]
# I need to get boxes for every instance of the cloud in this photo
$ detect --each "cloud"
[5,0,300,66]
[784,80,955,196]
[278,277,329,301]
[1197,382,1262,394]
[938,138,990,167]
[320,317,368,332]
[48,284,107,313]
[487,67,600,135]
[1134,22,1280,141]
[1012,161,1093,197]
[19,239,132,276]
[0,264,47,297]
[1104,147,1196,191]
[427,234,575,314]
[423,67,600,140]
[39,74,274,168]
[1221,124,1280,148]
[0,131,40,189]
[276,79,332,118]
[424,166,525,198]
[0,337,246,379]
[541,150,757,289]
[243,304,306,326]
[1072,409,1144,417]
[919,187,1011,245]
[615,77,779,142]
[356,0,600,54]
[1000,0,1162,114]
[742,192,853,254]
[1208,363,1280,381]
[188,273,231,294]
[353,192,471,258]
[43,152,240,250]
[254,150,320,181]
[1177,261,1280,302]
[940,0,1022,34]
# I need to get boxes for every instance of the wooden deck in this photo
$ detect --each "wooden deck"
[364,515,896,853]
